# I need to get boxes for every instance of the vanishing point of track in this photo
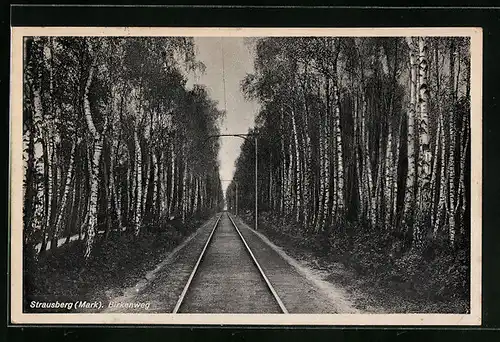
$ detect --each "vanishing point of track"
[173,212,288,314]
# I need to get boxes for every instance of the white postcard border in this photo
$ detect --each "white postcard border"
[10,26,483,325]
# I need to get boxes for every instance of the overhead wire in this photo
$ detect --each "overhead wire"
[221,37,227,118]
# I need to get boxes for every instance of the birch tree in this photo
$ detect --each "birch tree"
[23,36,224,260]
[233,36,470,253]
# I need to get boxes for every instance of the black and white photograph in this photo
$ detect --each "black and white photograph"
[10,27,482,325]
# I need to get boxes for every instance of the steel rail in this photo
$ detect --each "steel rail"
[173,212,288,314]
[172,214,223,313]
[227,213,289,314]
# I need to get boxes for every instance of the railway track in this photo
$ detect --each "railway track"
[173,212,288,313]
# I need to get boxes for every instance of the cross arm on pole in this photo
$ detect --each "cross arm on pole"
[207,133,258,143]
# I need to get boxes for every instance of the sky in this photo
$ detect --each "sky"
[186,37,260,193]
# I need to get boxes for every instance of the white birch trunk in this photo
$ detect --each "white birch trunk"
[159,151,166,216]
[384,129,393,228]
[417,36,431,204]
[168,143,176,217]
[316,105,325,231]
[194,177,199,214]
[291,106,301,222]
[152,152,158,218]
[126,156,131,223]
[361,94,374,226]
[83,45,107,259]
[134,125,143,236]
[392,124,401,225]
[412,36,431,247]
[142,156,150,217]
[84,137,104,259]
[434,116,448,237]
[448,40,457,246]
[111,138,123,231]
[200,179,205,213]
[372,140,383,228]
[182,158,188,223]
[457,115,469,235]
[52,139,76,242]
[320,78,331,231]
[30,48,46,241]
[354,96,365,219]
[403,37,418,230]
[333,84,345,215]
[430,117,442,227]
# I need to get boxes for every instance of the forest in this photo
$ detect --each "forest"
[227,37,471,309]
[22,36,225,265]
[20,34,472,312]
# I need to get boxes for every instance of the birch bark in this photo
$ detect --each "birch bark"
[403,37,418,233]
[83,42,108,259]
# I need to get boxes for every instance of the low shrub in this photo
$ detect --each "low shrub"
[23,214,209,312]
[248,211,470,312]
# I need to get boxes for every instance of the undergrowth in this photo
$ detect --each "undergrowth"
[241,211,470,313]
[23,215,209,313]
